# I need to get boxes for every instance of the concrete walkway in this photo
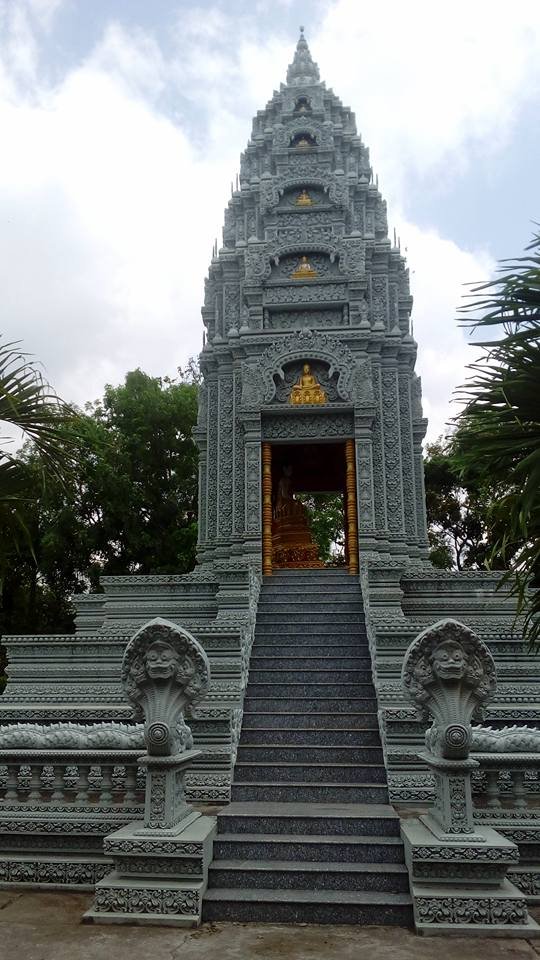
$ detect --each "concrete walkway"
[1,891,540,960]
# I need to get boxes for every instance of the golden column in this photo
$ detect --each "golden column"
[262,442,273,576]
[345,439,359,575]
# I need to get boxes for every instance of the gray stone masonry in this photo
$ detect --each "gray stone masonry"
[85,619,216,927]
[400,619,539,936]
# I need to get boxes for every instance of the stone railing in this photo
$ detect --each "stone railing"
[0,749,145,810]
[473,754,540,818]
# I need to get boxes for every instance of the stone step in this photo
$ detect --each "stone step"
[243,697,377,712]
[236,744,384,763]
[262,586,361,597]
[249,655,371,669]
[212,833,404,863]
[202,886,412,925]
[248,669,372,683]
[252,645,367,658]
[216,802,401,837]
[239,726,382,744]
[202,887,412,925]
[233,762,387,784]
[245,683,376,698]
[256,613,364,624]
[257,600,364,611]
[231,782,389,803]
[208,859,410,893]
[240,712,379,729]
[254,626,368,638]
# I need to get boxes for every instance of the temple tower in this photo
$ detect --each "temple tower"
[194,29,429,571]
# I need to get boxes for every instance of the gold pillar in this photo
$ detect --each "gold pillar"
[262,442,273,576]
[345,439,359,575]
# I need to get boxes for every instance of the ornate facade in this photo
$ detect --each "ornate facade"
[193,28,429,568]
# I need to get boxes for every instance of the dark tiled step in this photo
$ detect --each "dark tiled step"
[252,645,367,658]
[243,698,377,712]
[262,587,361,597]
[216,801,401,837]
[249,656,371,669]
[240,712,378,729]
[254,627,368,638]
[207,859,410,893]
[255,613,364,624]
[257,600,364,611]
[245,683,376,698]
[202,888,412,925]
[231,782,389,803]
[248,669,372,683]
[236,744,384,764]
[233,762,387,784]
[212,833,404,864]
[240,726,382,744]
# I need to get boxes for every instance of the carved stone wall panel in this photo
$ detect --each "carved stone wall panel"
[217,376,234,539]
[356,439,375,531]
[233,371,245,535]
[245,442,261,534]
[261,412,354,441]
[263,282,347,306]
[398,373,417,541]
[223,283,240,333]
[371,365,387,531]
[205,382,218,543]
[264,308,344,330]
[381,368,405,534]
[371,275,388,328]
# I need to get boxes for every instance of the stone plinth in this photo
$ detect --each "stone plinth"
[85,814,216,926]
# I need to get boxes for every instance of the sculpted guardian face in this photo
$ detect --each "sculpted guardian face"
[144,640,180,680]
[430,640,467,681]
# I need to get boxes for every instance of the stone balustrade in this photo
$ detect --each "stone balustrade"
[0,750,145,810]
[473,753,540,816]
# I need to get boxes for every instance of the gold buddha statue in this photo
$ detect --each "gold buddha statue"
[289,363,327,405]
[295,189,313,207]
[291,255,317,280]
[272,464,324,569]
[296,136,311,149]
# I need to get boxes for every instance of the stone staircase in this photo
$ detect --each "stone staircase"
[203,569,413,924]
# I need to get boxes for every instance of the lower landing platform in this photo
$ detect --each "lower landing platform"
[411,879,540,937]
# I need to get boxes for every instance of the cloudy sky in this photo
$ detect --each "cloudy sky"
[1,0,539,440]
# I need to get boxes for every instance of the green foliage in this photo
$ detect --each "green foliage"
[0,338,81,564]
[298,492,345,564]
[0,367,199,638]
[453,231,540,645]
[424,439,501,571]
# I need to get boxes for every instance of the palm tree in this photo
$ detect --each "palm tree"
[453,231,540,644]
[0,338,79,559]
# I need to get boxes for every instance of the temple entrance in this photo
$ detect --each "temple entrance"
[261,441,358,576]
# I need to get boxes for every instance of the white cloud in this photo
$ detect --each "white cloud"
[0,0,537,438]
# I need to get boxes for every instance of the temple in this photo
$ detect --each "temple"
[0,30,539,935]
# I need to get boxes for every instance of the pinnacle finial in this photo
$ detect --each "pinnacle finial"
[286,28,320,86]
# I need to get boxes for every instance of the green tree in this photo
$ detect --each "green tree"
[424,439,500,571]
[0,367,200,638]
[453,230,540,644]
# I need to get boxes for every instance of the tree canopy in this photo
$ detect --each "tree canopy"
[452,230,540,644]
[0,367,199,638]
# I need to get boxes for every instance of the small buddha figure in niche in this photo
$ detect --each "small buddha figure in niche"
[291,255,317,280]
[289,363,327,405]
[296,137,311,148]
[295,189,313,207]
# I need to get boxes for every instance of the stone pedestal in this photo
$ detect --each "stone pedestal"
[84,751,216,927]
[401,818,539,936]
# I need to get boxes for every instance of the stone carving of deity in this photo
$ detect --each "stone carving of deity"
[289,363,327,405]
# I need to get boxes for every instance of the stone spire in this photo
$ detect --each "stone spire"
[286,26,320,85]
